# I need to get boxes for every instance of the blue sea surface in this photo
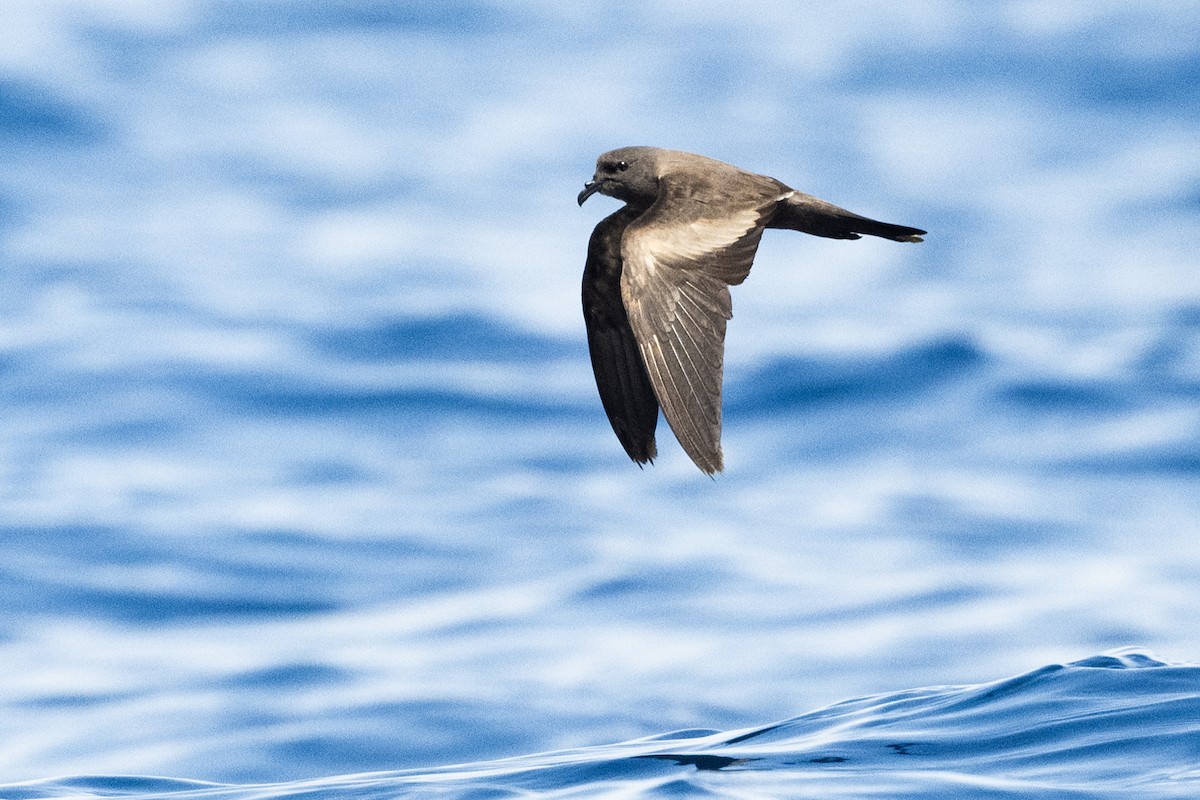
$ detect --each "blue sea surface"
[5,653,1199,798]
[1,1,1199,798]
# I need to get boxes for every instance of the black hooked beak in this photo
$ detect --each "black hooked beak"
[577,179,602,206]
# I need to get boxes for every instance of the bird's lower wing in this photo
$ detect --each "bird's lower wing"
[582,207,659,464]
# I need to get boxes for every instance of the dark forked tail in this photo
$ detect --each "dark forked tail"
[768,191,926,242]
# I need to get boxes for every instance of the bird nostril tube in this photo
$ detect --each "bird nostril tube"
[577,180,601,206]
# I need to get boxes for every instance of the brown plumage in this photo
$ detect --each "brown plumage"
[579,147,926,474]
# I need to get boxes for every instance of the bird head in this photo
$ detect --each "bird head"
[578,147,660,207]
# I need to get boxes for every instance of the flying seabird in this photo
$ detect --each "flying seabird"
[578,146,926,474]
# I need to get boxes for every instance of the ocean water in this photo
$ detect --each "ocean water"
[2,1,1199,798]
[5,653,1200,799]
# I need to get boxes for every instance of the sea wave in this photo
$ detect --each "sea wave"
[4,652,1196,800]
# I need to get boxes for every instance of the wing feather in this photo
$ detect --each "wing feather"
[620,174,783,473]
[582,207,659,464]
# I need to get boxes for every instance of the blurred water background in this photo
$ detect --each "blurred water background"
[1,1,1199,797]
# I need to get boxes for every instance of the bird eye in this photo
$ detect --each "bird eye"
[616,161,629,171]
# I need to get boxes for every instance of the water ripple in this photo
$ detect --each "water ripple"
[4,653,1195,800]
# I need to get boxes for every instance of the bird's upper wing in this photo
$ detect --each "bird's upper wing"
[620,173,783,474]
[582,206,659,465]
